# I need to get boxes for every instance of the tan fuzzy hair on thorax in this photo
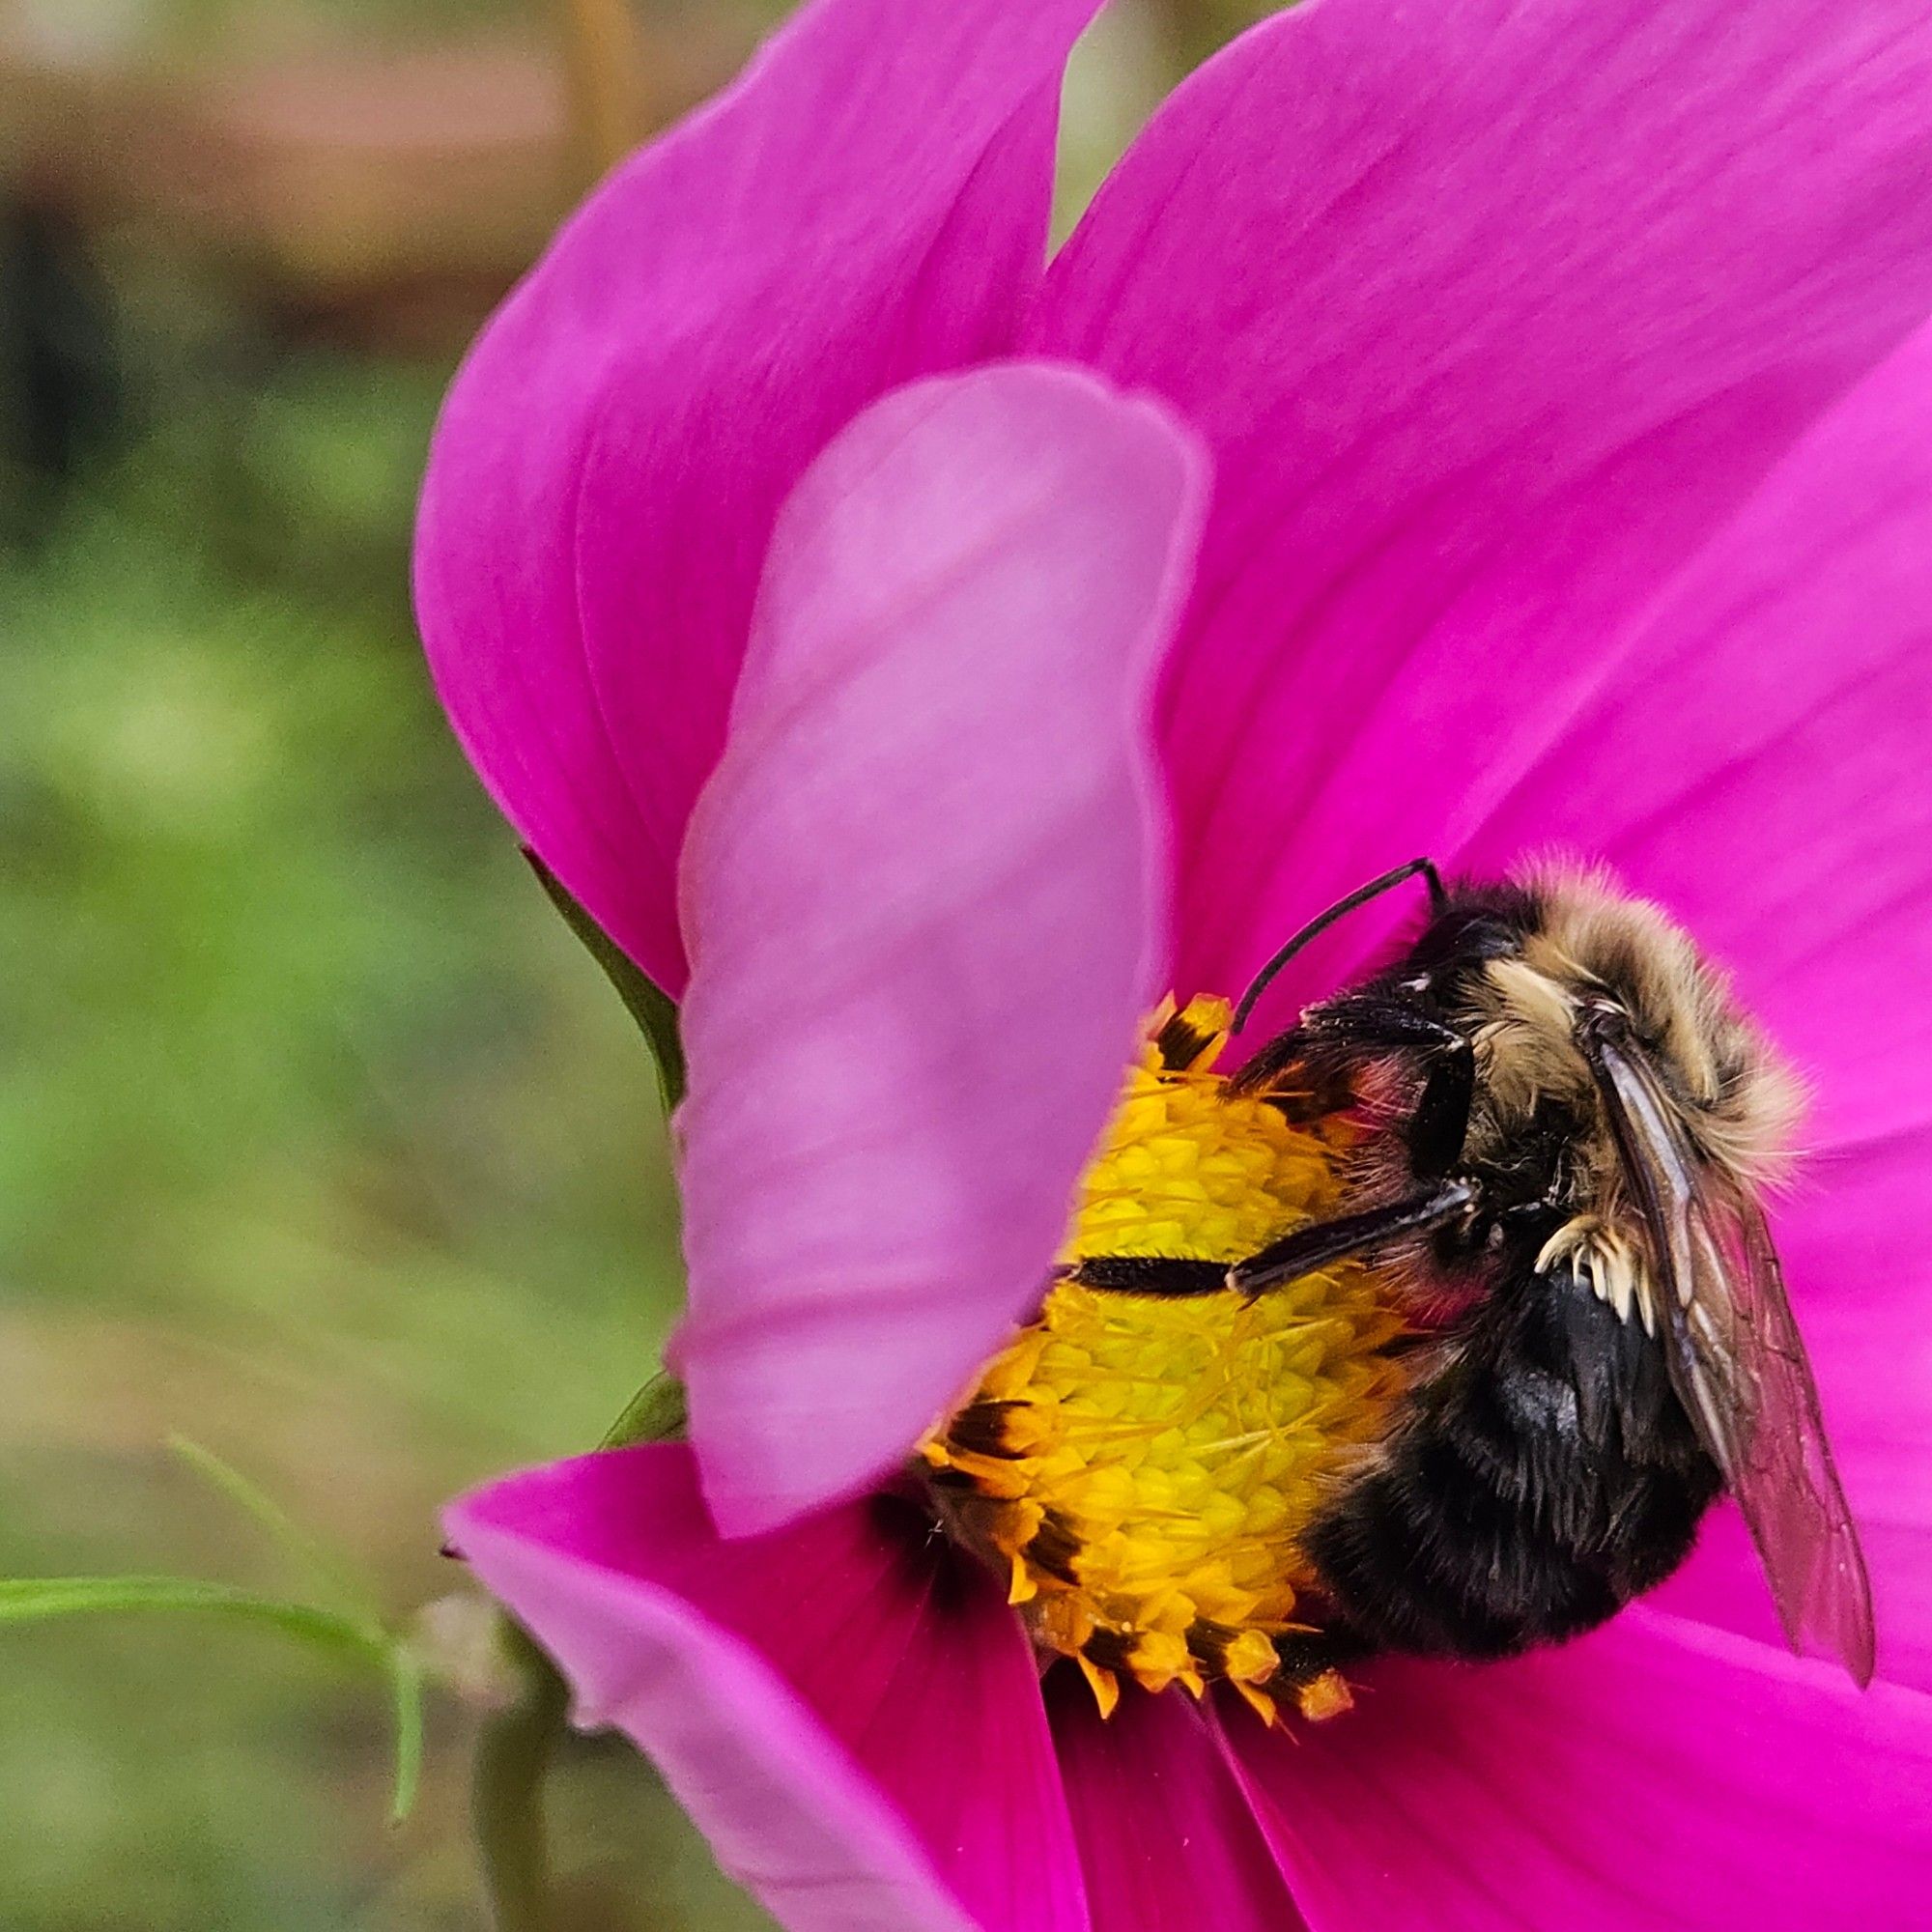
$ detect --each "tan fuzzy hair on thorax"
[1468,861,1805,1188]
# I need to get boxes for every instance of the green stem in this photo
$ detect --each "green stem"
[471,1624,571,1932]
[466,1378,689,1920]
[471,868,689,1917]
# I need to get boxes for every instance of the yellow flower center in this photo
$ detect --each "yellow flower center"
[922,997,1410,1723]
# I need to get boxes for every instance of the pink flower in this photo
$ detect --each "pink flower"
[418,0,1932,1925]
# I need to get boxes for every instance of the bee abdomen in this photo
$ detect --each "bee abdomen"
[1301,1262,1721,1661]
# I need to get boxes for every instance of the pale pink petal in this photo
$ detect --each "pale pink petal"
[1027,0,1932,1003]
[670,365,1207,1533]
[1045,1674,1305,1931]
[446,1446,1087,1932]
[415,0,1107,994]
[1222,1606,1932,1932]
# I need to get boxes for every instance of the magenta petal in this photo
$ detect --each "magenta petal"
[1046,1675,1305,1932]
[1650,1123,1932,1690]
[670,365,1207,1534]
[446,1446,1088,1932]
[415,0,1107,993]
[1663,1506,1932,1702]
[1029,0,1932,1001]
[1468,318,1932,1152]
[1222,1607,1932,1932]
[1445,323,1932,1689]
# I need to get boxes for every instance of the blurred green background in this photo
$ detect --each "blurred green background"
[0,0,1252,1924]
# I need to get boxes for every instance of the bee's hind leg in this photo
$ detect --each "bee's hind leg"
[1269,1629,1373,1722]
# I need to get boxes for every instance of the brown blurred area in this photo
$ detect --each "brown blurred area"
[0,1,764,350]
[0,2,1267,1926]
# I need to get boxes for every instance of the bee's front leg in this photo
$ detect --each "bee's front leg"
[1229,1179,1475,1296]
[1234,994,1474,1179]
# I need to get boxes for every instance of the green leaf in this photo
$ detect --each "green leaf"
[600,1371,688,1449]
[0,1576,387,1660]
[0,1576,425,1822]
[526,850,686,1110]
[167,1434,378,1618]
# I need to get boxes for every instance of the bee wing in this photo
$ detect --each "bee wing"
[1586,1030,1875,1686]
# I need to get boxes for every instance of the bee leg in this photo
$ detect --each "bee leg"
[1269,1629,1372,1722]
[1236,988,1469,1116]
[1238,993,1475,1181]
[1302,993,1465,1061]
[1229,1179,1474,1295]
[1065,1257,1230,1297]
[1223,1021,1332,1099]
[1406,1035,1475,1180]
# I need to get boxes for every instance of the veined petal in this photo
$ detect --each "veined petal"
[1027,0,1932,1004]
[1469,318,1932,1152]
[1654,1125,1932,1693]
[670,364,1207,1534]
[1446,323,1932,1690]
[1221,1606,1932,1932]
[1046,1674,1305,1932]
[415,0,1107,993]
[446,1446,1088,1932]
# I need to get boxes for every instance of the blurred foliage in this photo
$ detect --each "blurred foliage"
[0,0,1258,1922]
[0,259,770,1928]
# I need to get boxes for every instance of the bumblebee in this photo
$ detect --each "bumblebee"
[1084,859,1875,1689]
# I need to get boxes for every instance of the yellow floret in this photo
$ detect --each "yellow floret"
[923,997,1408,1720]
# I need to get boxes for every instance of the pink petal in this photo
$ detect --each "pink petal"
[1046,1673,1305,1932]
[446,1445,1087,1932]
[1663,1509,1932,1702]
[1026,0,1932,1003]
[669,364,1207,1534]
[415,0,1107,994]
[1468,318,1932,1151]
[1451,322,1932,1690]
[1221,1606,1932,1932]
[1654,1126,1932,1691]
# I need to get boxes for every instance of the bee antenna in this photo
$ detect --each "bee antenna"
[1230,858,1447,1035]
